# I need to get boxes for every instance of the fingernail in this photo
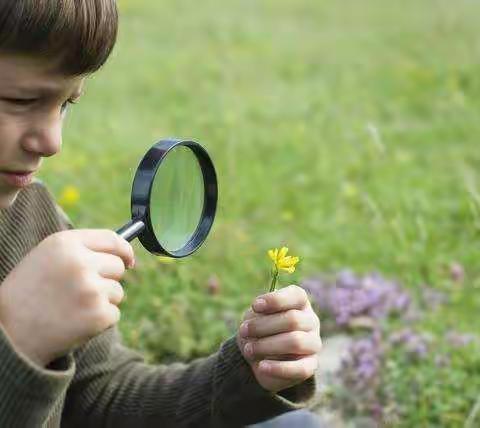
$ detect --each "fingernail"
[244,342,253,357]
[128,258,135,269]
[253,298,266,312]
[240,322,249,337]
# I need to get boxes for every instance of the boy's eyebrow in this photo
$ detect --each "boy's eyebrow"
[12,82,84,99]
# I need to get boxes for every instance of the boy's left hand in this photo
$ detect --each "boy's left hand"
[236,285,322,393]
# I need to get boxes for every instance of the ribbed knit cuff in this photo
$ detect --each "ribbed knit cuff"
[213,335,317,427]
[0,323,75,426]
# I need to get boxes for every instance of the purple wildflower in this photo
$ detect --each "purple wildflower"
[390,328,430,360]
[338,331,384,420]
[300,271,411,330]
[342,331,383,385]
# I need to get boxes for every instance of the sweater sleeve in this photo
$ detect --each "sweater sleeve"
[61,326,316,427]
[0,322,76,427]
[52,200,317,426]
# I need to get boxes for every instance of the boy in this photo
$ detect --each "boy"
[0,1,322,427]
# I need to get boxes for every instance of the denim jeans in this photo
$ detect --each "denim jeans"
[248,409,325,428]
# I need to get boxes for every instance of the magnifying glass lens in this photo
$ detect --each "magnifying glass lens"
[116,139,217,258]
[150,146,204,252]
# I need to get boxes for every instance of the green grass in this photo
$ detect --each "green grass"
[39,0,480,423]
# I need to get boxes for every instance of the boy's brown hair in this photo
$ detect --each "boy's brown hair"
[0,0,118,76]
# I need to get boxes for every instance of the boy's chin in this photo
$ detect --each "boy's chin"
[0,189,21,210]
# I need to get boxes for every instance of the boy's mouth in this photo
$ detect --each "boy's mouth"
[0,170,36,188]
[2,169,37,173]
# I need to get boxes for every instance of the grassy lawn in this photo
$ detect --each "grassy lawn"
[40,0,480,425]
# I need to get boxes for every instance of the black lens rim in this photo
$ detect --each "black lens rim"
[130,139,218,258]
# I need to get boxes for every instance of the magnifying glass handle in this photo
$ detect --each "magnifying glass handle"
[116,219,146,242]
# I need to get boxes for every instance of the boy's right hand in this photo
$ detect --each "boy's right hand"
[0,229,135,368]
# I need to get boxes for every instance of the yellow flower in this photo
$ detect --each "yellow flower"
[268,247,300,274]
[58,185,80,207]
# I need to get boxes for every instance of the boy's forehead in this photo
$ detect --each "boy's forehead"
[0,53,84,96]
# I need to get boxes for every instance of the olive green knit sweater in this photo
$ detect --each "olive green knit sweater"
[0,180,316,427]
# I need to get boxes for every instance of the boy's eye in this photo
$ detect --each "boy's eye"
[3,97,38,106]
[61,98,78,113]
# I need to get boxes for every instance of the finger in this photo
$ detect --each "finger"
[238,308,260,339]
[245,331,321,359]
[73,229,135,269]
[243,308,258,321]
[106,303,121,326]
[90,252,127,281]
[100,278,125,306]
[240,309,316,339]
[86,302,121,336]
[258,354,319,381]
[252,285,309,314]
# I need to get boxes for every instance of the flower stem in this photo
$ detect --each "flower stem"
[269,268,279,292]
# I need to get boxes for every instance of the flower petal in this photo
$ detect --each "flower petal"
[278,247,289,260]
[278,256,300,268]
[268,249,275,261]
[280,266,296,274]
[268,248,279,262]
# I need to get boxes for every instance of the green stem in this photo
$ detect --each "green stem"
[269,268,279,292]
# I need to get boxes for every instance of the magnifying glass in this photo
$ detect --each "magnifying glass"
[115,139,218,258]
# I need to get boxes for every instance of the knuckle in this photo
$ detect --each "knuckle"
[296,286,308,301]
[247,320,257,336]
[71,264,91,286]
[76,265,95,284]
[290,331,306,351]
[112,281,125,302]
[286,284,298,293]
[67,261,84,279]
[78,282,101,308]
[268,296,279,310]
[67,250,90,276]
[285,310,302,330]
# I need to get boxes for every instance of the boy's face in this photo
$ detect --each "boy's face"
[0,53,84,209]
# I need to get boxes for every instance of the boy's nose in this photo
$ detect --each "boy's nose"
[20,117,62,158]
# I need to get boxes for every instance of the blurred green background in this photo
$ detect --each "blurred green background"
[39,0,480,424]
